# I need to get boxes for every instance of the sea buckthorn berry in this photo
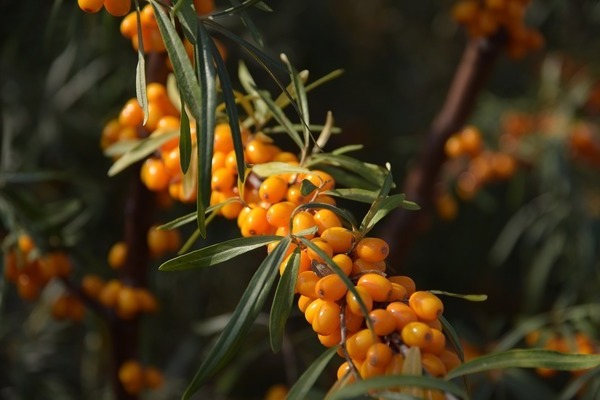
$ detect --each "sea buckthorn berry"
[141,158,170,192]
[368,309,397,336]
[161,147,181,176]
[357,273,392,302]
[225,150,238,174]
[211,168,235,192]
[148,226,172,258]
[318,329,342,348]
[388,275,416,296]
[275,225,290,237]
[136,288,158,313]
[332,253,353,276]
[286,183,308,205]
[304,298,324,324]
[81,275,105,299]
[337,362,352,380]
[259,176,288,204]
[314,194,336,206]
[291,211,317,239]
[78,0,104,13]
[312,301,340,335]
[401,321,433,349]
[315,274,347,302]
[243,187,261,204]
[459,126,482,157]
[387,282,408,302]
[119,98,143,127]
[421,352,447,377]
[212,151,226,172]
[266,201,296,228]
[424,329,446,355]
[359,361,385,379]
[99,279,122,308]
[344,306,364,332]
[117,286,140,319]
[320,227,354,254]
[144,102,164,132]
[346,286,373,316]
[409,291,444,322]
[241,206,270,237]
[108,241,127,269]
[351,258,386,275]
[18,234,35,254]
[144,367,164,389]
[237,205,253,228]
[366,343,393,368]
[119,360,144,395]
[193,0,215,15]
[306,238,333,263]
[213,123,234,153]
[354,237,389,263]
[386,301,418,331]
[439,349,461,372]
[67,297,86,322]
[52,295,70,320]
[246,139,274,164]
[101,119,121,149]
[425,318,443,331]
[491,152,517,179]
[313,209,342,235]
[295,271,320,298]
[118,126,138,141]
[385,354,405,376]
[221,200,243,220]
[347,329,381,362]
[444,135,463,158]
[297,295,313,313]
[305,170,335,191]
[104,0,131,16]
[273,151,298,163]
[17,274,40,301]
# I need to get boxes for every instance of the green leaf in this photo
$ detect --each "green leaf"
[269,248,300,353]
[151,1,202,122]
[179,92,192,174]
[211,0,270,17]
[430,290,488,302]
[252,162,311,178]
[306,153,388,188]
[439,316,465,362]
[445,349,600,381]
[360,193,406,234]
[326,376,468,400]
[281,53,311,159]
[158,235,279,271]
[323,188,378,204]
[227,0,264,47]
[287,346,339,400]
[254,89,304,150]
[212,40,246,181]
[238,61,268,122]
[134,1,148,125]
[401,200,421,211]
[331,144,363,155]
[182,237,291,399]
[107,131,178,176]
[300,179,319,197]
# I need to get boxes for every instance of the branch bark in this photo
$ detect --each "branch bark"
[380,34,505,268]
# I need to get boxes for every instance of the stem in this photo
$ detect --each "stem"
[380,34,504,267]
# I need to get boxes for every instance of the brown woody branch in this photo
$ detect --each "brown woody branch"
[380,33,505,268]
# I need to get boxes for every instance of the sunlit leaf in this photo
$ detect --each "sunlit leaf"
[182,237,291,399]
[158,235,279,271]
[287,346,339,400]
[323,188,378,204]
[327,375,467,400]
[107,131,178,176]
[281,53,311,160]
[306,153,388,187]
[445,349,600,380]
[134,1,148,124]
[430,291,488,302]
[269,248,300,353]
[313,111,334,153]
[294,202,358,230]
[179,92,192,173]
[331,144,362,155]
[252,162,311,178]
[360,193,406,234]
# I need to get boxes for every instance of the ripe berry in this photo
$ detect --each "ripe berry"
[291,211,317,239]
[266,201,296,228]
[78,0,104,13]
[104,0,131,17]
[304,298,324,324]
[241,206,271,237]
[213,123,234,153]
[421,352,447,377]
[108,241,127,269]
[331,253,353,276]
[385,354,405,375]
[388,275,416,296]
[386,301,418,331]
[297,295,313,313]
[354,237,389,263]
[346,286,373,316]
[313,209,342,235]
[409,291,444,321]
[315,274,347,302]
[318,329,342,348]
[357,273,392,302]
[259,176,288,204]
[320,227,354,254]
[144,366,164,389]
[424,328,446,355]
[368,309,397,336]
[141,158,170,192]
[366,343,393,368]
[17,273,40,301]
[119,98,144,127]
[81,275,105,299]
[346,329,380,362]
[401,321,433,349]
[439,349,461,372]
[306,238,333,263]
[312,301,341,335]
[295,271,320,298]
[118,360,144,395]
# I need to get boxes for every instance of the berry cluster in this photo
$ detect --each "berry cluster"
[451,0,543,59]
[108,226,181,269]
[4,234,72,302]
[118,359,164,395]
[78,0,131,17]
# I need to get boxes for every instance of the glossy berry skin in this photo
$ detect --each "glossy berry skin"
[346,329,380,362]
[409,291,444,322]
[386,301,418,331]
[104,0,131,17]
[357,273,392,302]
[78,0,104,13]
[311,301,340,336]
[346,286,373,316]
[368,309,397,336]
[315,274,347,302]
[354,237,389,263]
[259,176,288,204]
[401,321,433,349]
[366,342,393,368]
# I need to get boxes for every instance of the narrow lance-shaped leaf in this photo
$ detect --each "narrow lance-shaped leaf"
[134,0,148,124]
[287,346,339,400]
[226,0,264,47]
[445,349,600,381]
[211,0,269,17]
[179,90,192,173]
[323,188,379,204]
[361,194,408,234]
[326,376,468,400]
[211,37,246,182]
[182,237,292,399]
[281,54,311,161]
[439,316,465,362]
[255,89,304,150]
[195,22,217,230]
[269,248,300,353]
[158,235,279,271]
[108,131,178,176]
[252,162,312,178]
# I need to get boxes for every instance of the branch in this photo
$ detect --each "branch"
[380,34,505,269]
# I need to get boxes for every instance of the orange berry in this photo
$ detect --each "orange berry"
[259,176,288,204]
[439,349,461,372]
[67,297,86,322]
[359,360,386,379]
[357,273,392,302]
[144,366,164,389]
[304,298,325,324]
[491,152,517,179]
[305,170,335,191]
[388,275,416,296]
[401,321,433,349]
[346,286,373,316]
[331,253,353,276]
[313,209,342,235]
[136,288,159,313]
[459,126,482,157]
[315,274,348,302]
[368,309,397,336]
[386,301,418,331]
[118,360,144,395]
[354,237,389,263]
[119,98,143,127]
[117,286,140,319]
[211,167,235,192]
[451,0,480,24]
[291,211,317,239]
[81,275,105,299]
[99,279,122,308]
[266,201,296,228]
[387,282,408,302]
[193,0,215,15]
[444,135,463,158]
[144,102,164,132]
[297,295,313,313]
[224,150,238,174]
[295,270,320,298]
[346,329,380,362]
[366,343,393,368]
[286,183,308,205]
[314,194,336,206]
[237,205,253,228]
[337,361,352,380]
[241,206,271,237]
[423,329,446,355]
[17,273,40,301]
[422,352,447,377]
[212,151,227,172]
[320,227,354,254]
[385,354,404,375]
[409,291,444,322]
[18,234,35,254]
[108,241,128,269]
[141,158,170,191]
[344,306,365,332]
[313,301,341,337]
[104,0,131,17]
[351,258,386,276]
[245,139,275,164]
[147,226,171,258]
[78,0,104,13]
[51,295,70,320]
[221,200,244,220]
[306,238,333,263]
[213,123,234,153]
